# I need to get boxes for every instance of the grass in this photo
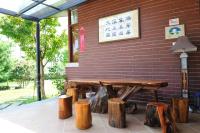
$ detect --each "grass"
[0,80,59,105]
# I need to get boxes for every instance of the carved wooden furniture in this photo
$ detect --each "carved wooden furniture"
[108,98,126,128]
[58,95,72,119]
[66,87,78,103]
[171,98,189,123]
[145,102,177,133]
[68,79,168,102]
[68,79,168,113]
[75,100,92,129]
[89,85,117,113]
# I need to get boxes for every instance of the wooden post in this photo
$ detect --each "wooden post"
[66,87,78,103]
[171,98,189,123]
[58,95,72,119]
[75,100,92,130]
[108,98,126,128]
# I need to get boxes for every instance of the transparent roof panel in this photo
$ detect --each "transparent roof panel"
[24,4,58,18]
[0,0,87,21]
[44,0,69,7]
[0,0,34,13]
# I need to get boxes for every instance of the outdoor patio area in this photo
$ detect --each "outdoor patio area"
[0,0,199,133]
[0,98,200,133]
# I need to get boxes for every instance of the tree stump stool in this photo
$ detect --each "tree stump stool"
[171,98,189,123]
[144,102,177,133]
[75,100,92,130]
[66,87,78,103]
[108,98,126,128]
[58,95,72,119]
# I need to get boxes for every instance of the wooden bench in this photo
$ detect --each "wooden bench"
[68,79,168,113]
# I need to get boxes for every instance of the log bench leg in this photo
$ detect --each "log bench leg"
[66,87,78,103]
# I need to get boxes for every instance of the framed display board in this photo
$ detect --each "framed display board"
[99,9,140,43]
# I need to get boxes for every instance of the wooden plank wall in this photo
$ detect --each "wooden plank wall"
[66,0,200,103]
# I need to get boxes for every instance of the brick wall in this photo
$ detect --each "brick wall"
[66,0,200,102]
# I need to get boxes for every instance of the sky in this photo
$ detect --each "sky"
[57,17,68,35]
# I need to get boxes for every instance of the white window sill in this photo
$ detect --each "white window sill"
[66,63,79,68]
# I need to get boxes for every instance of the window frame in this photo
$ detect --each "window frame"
[68,9,79,63]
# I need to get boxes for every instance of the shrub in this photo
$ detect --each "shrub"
[0,86,10,91]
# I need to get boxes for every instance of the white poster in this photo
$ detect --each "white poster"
[99,9,140,43]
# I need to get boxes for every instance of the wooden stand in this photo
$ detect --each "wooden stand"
[171,98,189,123]
[145,102,177,133]
[58,95,72,119]
[75,100,92,130]
[108,98,126,128]
[66,87,78,103]
[89,85,117,113]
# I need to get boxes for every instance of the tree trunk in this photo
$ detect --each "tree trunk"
[108,98,126,128]
[66,87,78,103]
[171,98,189,123]
[75,100,92,129]
[58,95,72,119]
[40,61,46,99]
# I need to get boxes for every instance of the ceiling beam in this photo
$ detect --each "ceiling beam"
[0,8,18,16]
[32,0,61,11]
[38,0,87,20]
[21,14,40,22]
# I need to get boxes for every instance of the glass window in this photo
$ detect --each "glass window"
[71,9,78,25]
[72,24,79,62]
[69,9,79,62]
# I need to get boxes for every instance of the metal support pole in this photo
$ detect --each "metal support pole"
[36,21,41,101]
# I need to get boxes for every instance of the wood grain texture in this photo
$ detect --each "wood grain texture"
[171,98,189,123]
[66,88,78,103]
[66,0,200,103]
[75,100,92,129]
[145,102,177,133]
[68,79,168,88]
[108,98,126,128]
[58,95,72,119]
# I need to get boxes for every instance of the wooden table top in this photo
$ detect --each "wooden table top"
[68,79,168,88]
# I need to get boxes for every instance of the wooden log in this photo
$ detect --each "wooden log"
[75,100,92,129]
[156,104,168,133]
[144,102,177,133]
[66,87,78,103]
[58,95,72,119]
[89,85,117,113]
[171,98,189,123]
[144,102,161,127]
[108,98,126,128]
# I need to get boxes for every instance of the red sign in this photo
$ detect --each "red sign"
[79,26,85,52]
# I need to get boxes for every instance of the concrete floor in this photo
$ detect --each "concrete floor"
[0,98,200,133]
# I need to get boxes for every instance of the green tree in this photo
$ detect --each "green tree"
[48,49,68,93]
[0,16,68,98]
[11,60,35,88]
[0,41,12,83]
